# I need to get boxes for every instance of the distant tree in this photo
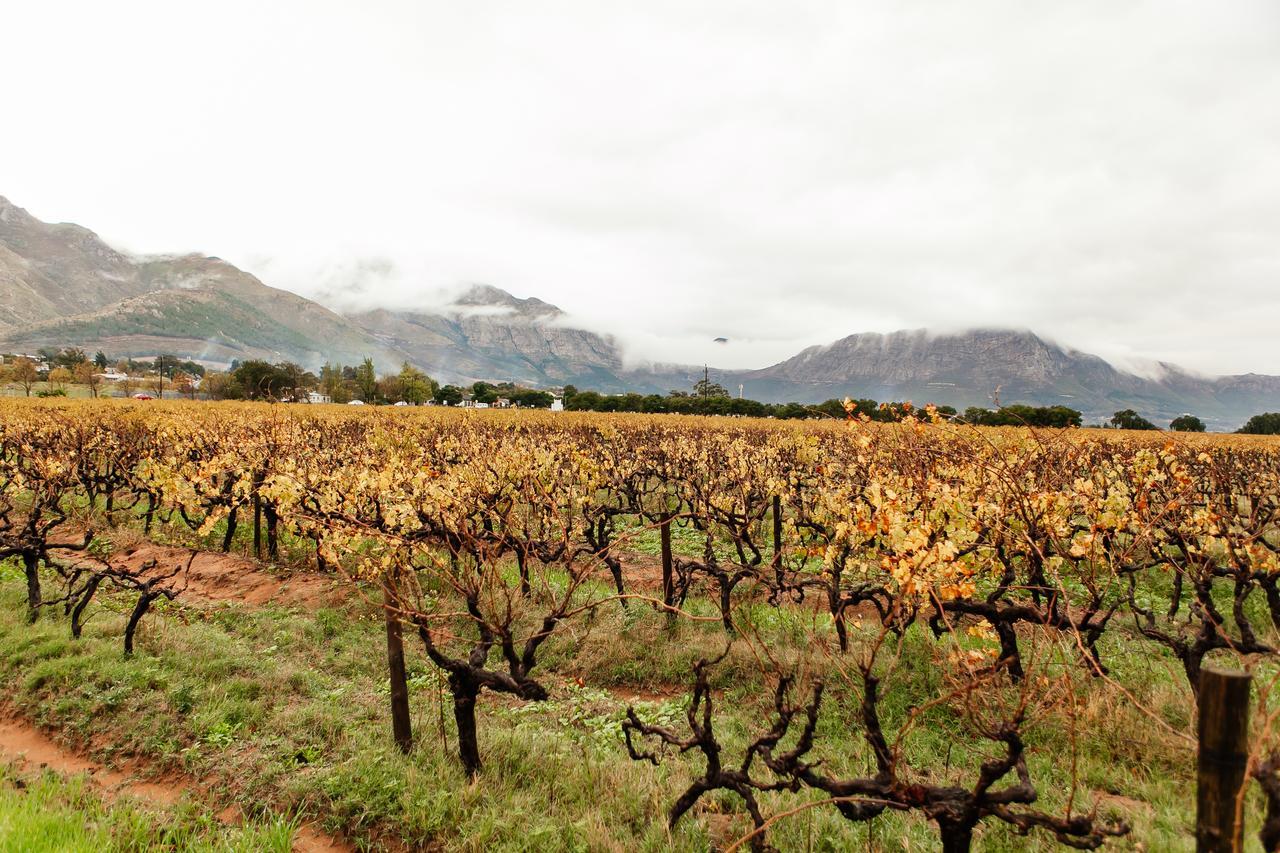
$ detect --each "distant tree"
[639,394,670,413]
[174,371,199,400]
[270,363,313,400]
[0,364,11,393]
[964,404,1082,428]
[153,354,180,378]
[565,391,605,411]
[93,351,108,369]
[773,402,811,419]
[355,358,378,402]
[850,399,881,418]
[11,357,38,396]
[873,402,921,422]
[1110,409,1159,431]
[1238,413,1280,436]
[732,398,769,417]
[319,363,350,403]
[117,367,137,398]
[813,399,848,419]
[434,384,464,406]
[46,366,73,393]
[693,378,730,399]
[399,363,436,404]
[510,389,554,408]
[471,381,498,404]
[52,347,88,370]
[201,371,242,401]
[562,384,578,403]
[233,360,293,400]
[378,374,405,403]
[73,362,101,398]
[1169,414,1206,433]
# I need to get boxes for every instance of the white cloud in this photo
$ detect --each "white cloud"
[2,0,1278,374]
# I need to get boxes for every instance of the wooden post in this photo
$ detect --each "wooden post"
[384,580,413,754]
[253,492,262,558]
[660,516,674,623]
[771,495,783,589]
[772,495,782,555]
[1197,666,1251,852]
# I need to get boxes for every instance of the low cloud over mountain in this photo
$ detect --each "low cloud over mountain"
[2,195,1278,429]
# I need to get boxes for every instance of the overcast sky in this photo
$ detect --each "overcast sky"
[4,1,1279,375]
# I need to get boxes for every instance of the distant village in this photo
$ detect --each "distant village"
[3,346,1257,433]
[0,348,565,409]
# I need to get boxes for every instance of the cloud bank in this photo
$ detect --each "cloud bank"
[3,1,1278,374]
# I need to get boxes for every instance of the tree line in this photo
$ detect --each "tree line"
[5,345,1279,434]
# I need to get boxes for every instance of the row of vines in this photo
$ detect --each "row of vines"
[3,399,1280,850]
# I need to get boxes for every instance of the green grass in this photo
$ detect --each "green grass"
[1,548,1275,850]
[0,576,712,850]
[0,763,298,853]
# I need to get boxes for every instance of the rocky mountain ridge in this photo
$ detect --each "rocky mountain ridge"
[0,197,620,387]
[1,195,1277,428]
[349,284,626,389]
[701,329,1280,428]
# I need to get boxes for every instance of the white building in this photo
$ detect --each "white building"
[308,391,332,404]
[550,396,564,412]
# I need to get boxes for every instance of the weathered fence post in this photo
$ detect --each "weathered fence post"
[771,494,783,589]
[253,492,262,557]
[384,579,413,754]
[660,516,674,625]
[1197,667,1252,852]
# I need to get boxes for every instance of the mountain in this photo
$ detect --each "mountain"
[708,329,1280,430]
[0,196,631,387]
[0,196,410,368]
[0,197,155,329]
[348,285,630,389]
[1,195,1277,428]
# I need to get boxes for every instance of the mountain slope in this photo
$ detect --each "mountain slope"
[5,259,411,368]
[0,197,160,329]
[711,329,1280,429]
[0,197,414,368]
[736,329,1133,401]
[348,284,629,388]
[0,197,630,383]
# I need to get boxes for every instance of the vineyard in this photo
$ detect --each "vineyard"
[3,399,1280,851]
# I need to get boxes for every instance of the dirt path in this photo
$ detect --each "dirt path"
[53,533,348,610]
[607,685,685,704]
[0,712,350,852]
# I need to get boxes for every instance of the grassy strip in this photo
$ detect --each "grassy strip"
[0,762,297,853]
[0,551,1268,851]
